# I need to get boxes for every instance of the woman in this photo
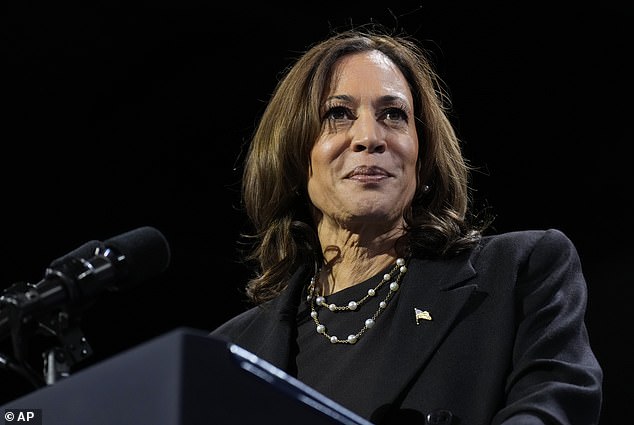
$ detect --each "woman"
[211,27,603,425]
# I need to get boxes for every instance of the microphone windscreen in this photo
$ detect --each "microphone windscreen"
[104,226,171,284]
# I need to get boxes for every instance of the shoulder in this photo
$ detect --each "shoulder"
[477,228,579,262]
[210,304,264,339]
[480,228,574,250]
[209,264,311,342]
[456,228,584,284]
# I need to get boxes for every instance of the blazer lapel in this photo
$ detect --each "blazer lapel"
[369,253,482,409]
[244,265,312,369]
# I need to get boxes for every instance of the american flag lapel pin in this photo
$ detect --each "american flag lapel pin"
[414,307,432,325]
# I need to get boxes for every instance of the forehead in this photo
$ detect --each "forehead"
[327,50,412,101]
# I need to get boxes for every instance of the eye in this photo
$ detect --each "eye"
[323,105,355,121]
[382,107,409,123]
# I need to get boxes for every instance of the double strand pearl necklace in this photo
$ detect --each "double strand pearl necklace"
[306,257,408,344]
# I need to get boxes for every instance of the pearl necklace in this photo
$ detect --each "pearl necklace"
[306,257,408,344]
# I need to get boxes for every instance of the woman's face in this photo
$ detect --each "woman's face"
[307,50,419,233]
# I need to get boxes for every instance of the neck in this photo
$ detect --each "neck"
[314,218,408,295]
[318,252,401,295]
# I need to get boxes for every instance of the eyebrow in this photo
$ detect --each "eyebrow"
[323,94,353,103]
[324,94,410,105]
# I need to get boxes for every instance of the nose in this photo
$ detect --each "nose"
[350,113,386,153]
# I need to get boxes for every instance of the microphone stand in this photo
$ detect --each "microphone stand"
[38,309,93,385]
[0,281,93,388]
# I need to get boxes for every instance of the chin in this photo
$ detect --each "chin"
[346,208,401,225]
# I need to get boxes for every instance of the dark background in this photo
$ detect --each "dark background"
[3,3,632,424]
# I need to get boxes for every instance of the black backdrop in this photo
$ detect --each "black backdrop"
[4,3,632,424]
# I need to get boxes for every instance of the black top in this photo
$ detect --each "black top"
[295,267,401,403]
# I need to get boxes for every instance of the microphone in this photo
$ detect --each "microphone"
[0,226,171,339]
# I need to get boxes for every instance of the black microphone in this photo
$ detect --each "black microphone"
[0,226,171,339]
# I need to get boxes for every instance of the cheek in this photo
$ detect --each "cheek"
[309,137,342,178]
[401,140,419,196]
[404,161,419,196]
[311,136,341,162]
[307,141,331,196]
[399,134,419,166]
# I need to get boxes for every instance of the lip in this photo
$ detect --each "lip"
[345,165,392,181]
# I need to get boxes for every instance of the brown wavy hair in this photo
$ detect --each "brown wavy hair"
[238,25,491,304]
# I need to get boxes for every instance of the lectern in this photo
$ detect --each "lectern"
[1,328,373,425]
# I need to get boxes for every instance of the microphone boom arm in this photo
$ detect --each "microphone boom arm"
[0,226,170,387]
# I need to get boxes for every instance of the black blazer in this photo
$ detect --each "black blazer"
[211,229,603,425]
